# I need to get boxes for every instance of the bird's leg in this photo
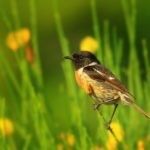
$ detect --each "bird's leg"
[96,106,119,142]
[89,87,102,110]
[93,103,101,110]
[106,104,118,129]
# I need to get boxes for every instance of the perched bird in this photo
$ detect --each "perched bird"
[64,51,150,126]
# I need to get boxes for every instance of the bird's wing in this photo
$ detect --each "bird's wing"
[83,64,131,95]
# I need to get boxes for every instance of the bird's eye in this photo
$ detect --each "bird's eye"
[73,53,83,59]
[79,55,83,59]
[73,54,78,58]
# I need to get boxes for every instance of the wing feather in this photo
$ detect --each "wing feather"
[83,65,129,93]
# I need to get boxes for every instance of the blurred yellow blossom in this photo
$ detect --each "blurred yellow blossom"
[56,143,64,150]
[106,137,117,150]
[6,28,30,51]
[0,118,14,136]
[108,122,124,141]
[80,36,98,53]
[58,132,76,147]
[106,122,124,150]
[137,140,145,150]
[66,133,75,147]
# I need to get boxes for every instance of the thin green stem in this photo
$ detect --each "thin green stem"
[91,0,103,61]
[29,0,43,89]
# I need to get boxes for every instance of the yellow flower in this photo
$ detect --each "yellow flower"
[6,28,30,51]
[56,143,64,150]
[66,133,75,147]
[80,36,99,53]
[0,118,14,136]
[58,132,76,147]
[106,122,124,150]
[137,140,145,150]
[106,137,117,150]
[108,122,124,142]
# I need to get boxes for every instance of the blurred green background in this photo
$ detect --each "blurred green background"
[1,0,150,76]
[0,0,150,149]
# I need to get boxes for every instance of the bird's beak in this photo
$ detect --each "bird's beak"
[64,56,73,61]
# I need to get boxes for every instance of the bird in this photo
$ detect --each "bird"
[64,51,150,127]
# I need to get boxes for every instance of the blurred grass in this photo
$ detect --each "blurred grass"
[0,0,150,149]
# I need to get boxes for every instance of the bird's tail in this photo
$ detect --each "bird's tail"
[131,102,150,119]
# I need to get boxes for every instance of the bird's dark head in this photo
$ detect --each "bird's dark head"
[64,51,100,69]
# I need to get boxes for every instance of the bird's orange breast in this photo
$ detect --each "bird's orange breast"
[75,69,93,95]
[75,69,119,103]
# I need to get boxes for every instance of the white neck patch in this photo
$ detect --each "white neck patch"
[87,62,98,67]
[77,62,98,74]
